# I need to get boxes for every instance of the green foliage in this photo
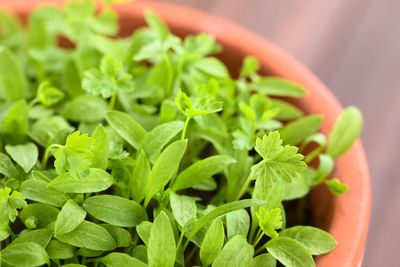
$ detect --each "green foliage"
[0,2,362,266]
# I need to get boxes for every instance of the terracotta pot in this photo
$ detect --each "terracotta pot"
[2,1,371,266]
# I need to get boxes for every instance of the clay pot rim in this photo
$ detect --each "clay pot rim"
[2,1,371,266]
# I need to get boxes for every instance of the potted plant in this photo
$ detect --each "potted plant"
[0,0,370,266]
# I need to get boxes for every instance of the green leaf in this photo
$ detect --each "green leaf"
[19,203,59,229]
[172,155,236,191]
[266,236,315,267]
[5,143,38,172]
[0,187,27,224]
[46,239,75,260]
[256,207,282,239]
[192,57,230,78]
[240,56,260,77]
[106,110,147,150]
[0,152,19,178]
[11,229,53,248]
[0,242,49,267]
[250,254,277,267]
[226,209,250,240]
[327,106,363,158]
[36,80,65,107]
[185,199,265,248]
[55,200,86,236]
[283,174,310,201]
[271,99,303,120]
[100,224,132,247]
[137,221,152,246]
[144,139,187,206]
[175,89,223,118]
[48,168,114,193]
[57,220,116,251]
[326,178,348,195]
[0,11,23,49]
[148,211,176,267]
[170,191,197,228]
[160,99,177,123]
[250,77,306,97]
[83,195,147,227]
[91,124,110,170]
[0,46,27,101]
[19,179,68,207]
[141,121,184,161]
[63,95,108,123]
[279,115,323,145]
[3,99,29,144]
[251,131,306,183]
[130,150,150,203]
[280,226,337,255]
[200,218,225,266]
[211,235,254,267]
[97,252,147,267]
[54,131,95,177]
[144,10,169,40]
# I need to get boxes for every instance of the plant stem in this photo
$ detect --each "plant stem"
[181,116,191,140]
[235,174,251,200]
[41,144,62,168]
[109,89,117,110]
[28,97,39,109]
[253,229,264,247]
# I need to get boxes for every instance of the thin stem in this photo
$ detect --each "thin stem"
[253,230,264,247]
[41,144,62,168]
[109,89,117,110]
[235,174,251,200]
[175,231,185,254]
[248,218,258,244]
[181,116,191,140]
[28,97,39,109]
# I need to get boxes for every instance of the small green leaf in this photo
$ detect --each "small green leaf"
[266,236,315,267]
[100,224,132,247]
[226,209,250,240]
[48,168,114,193]
[0,46,27,101]
[0,187,27,224]
[145,139,187,206]
[211,235,254,267]
[19,203,59,229]
[200,218,225,266]
[327,106,363,158]
[326,178,348,195]
[144,10,169,40]
[141,121,184,161]
[57,220,116,251]
[55,200,86,236]
[36,80,65,107]
[148,211,176,267]
[271,99,303,120]
[130,150,150,203]
[250,77,306,97]
[83,195,147,227]
[0,152,21,178]
[256,207,282,239]
[63,95,108,123]
[106,110,147,150]
[54,131,95,177]
[3,99,29,144]
[137,221,152,246]
[172,155,236,191]
[170,191,197,228]
[250,253,277,267]
[20,179,68,207]
[280,226,337,255]
[279,115,323,145]
[0,242,49,267]
[5,143,38,172]
[97,252,147,267]
[46,239,75,260]
[240,56,260,77]
[11,229,53,248]
[91,124,110,170]
[251,131,306,183]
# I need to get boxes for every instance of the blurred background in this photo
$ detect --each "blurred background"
[151,0,399,266]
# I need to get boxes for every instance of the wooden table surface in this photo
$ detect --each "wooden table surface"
[146,0,399,266]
